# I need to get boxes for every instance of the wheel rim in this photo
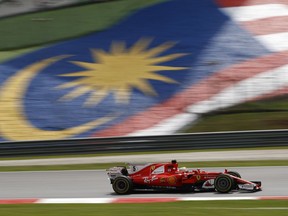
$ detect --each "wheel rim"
[117,180,127,190]
[218,178,229,189]
[216,176,232,192]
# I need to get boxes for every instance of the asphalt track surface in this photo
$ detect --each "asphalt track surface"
[0,166,287,199]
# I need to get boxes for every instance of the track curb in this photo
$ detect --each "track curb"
[0,196,287,204]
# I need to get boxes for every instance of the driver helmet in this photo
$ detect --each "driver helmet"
[179,167,188,172]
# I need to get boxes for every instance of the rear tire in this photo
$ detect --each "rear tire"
[112,176,133,195]
[215,174,234,193]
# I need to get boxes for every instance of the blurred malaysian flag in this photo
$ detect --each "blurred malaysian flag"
[0,0,287,141]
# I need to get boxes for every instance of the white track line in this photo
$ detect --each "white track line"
[1,196,288,204]
[37,198,114,204]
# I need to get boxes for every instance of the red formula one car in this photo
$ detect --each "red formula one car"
[107,160,262,194]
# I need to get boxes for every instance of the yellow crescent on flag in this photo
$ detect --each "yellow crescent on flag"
[0,56,116,141]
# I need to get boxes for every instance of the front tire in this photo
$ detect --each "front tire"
[112,176,133,195]
[215,174,234,193]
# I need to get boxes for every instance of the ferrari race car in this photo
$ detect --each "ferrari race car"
[107,160,262,194]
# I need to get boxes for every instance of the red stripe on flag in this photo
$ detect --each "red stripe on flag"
[242,16,288,36]
[216,0,288,7]
[94,51,288,137]
[112,198,178,204]
[0,199,38,204]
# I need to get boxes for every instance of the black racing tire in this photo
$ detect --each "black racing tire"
[227,171,241,178]
[112,176,133,195]
[215,174,234,193]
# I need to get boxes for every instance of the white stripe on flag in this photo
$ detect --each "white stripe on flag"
[187,64,288,114]
[256,32,288,52]
[129,113,199,136]
[221,4,288,21]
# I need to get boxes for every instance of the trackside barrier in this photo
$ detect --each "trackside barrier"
[0,129,287,157]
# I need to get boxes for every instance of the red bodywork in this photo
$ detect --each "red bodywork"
[129,163,216,187]
[129,162,223,188]
[107,161,262,193]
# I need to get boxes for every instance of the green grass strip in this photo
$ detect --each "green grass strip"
[0,0,166,50]
[0,46,40,63]
[0,160,287,172]
[0,201,287,216]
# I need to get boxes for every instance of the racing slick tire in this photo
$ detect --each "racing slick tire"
[112,176,133,195]
[227,171,241,178]
[215,174,234,193]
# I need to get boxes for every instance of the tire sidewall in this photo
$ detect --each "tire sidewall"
[112,176,132,195]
